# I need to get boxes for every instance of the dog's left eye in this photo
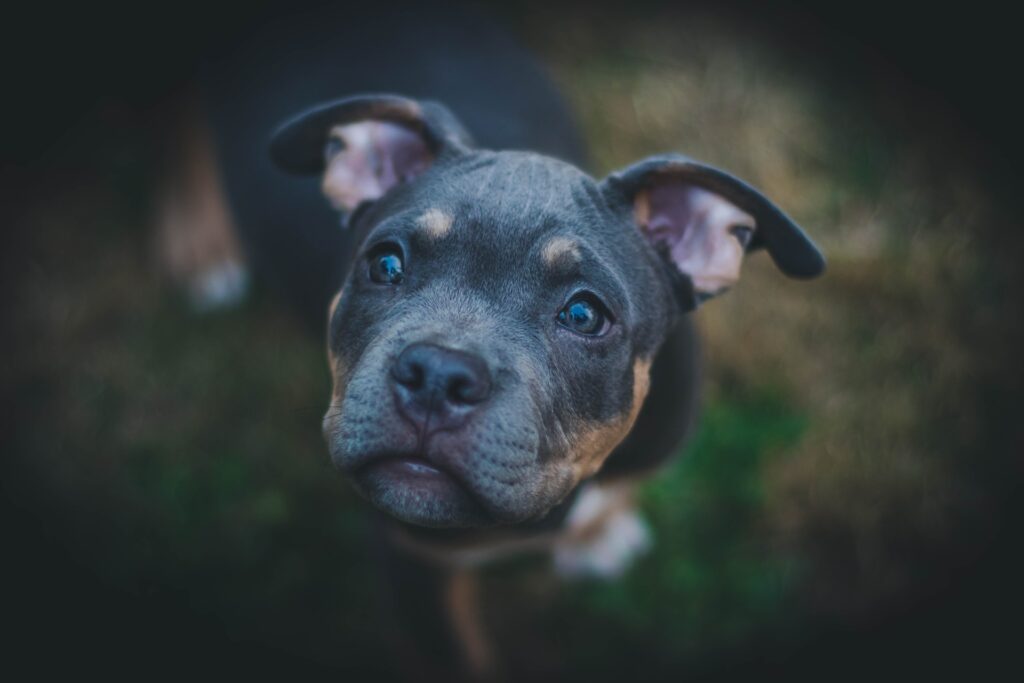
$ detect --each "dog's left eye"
[557,294,611,336]
[368,246,405,285]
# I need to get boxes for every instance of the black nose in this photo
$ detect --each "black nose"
[391,343,492,433]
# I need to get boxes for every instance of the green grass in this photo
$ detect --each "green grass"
[568,388,809,659]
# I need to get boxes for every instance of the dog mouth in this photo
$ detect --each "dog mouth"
[349,451,495,527]
[357,453,453,487]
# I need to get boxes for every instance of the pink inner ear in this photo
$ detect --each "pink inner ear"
[321,121,434,211]
[638,183,756,295]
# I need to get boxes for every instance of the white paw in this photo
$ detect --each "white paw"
[553,486,652,580]
[187,260,249,312]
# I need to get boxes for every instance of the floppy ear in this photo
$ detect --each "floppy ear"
[269,94,473,213]
[602,154,825,309]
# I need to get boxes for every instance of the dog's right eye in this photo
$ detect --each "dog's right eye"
[557,292,612,337]
[368,246,405,285]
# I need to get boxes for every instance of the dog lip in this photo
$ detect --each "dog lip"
[359,452,446,478]
[391,458,444,477]
[351,449,502,523]
[352,450,465,490]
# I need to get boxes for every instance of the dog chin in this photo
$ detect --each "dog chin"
[351,456,498,528]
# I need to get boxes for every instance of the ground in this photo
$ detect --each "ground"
[4,7,1021,680]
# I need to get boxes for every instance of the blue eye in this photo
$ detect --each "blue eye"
[557,294,610,336]
[369,248,404,285]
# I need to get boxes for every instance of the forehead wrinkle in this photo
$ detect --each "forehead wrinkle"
[497,157,528,218]
[472,153,501,199]
[537,163,560,216]
[447,151,591,224]
[588,244,632,316]
[518,158,540,217]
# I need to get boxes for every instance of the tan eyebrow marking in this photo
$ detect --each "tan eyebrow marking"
[541,236,582,266]
[417,208,454,239]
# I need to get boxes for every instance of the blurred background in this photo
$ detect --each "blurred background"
[3,0,1022,679]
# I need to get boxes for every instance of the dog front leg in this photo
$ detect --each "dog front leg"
[152,91,248,311]
[374,529,496,680]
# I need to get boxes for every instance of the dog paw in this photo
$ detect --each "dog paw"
[553,486,652,580]
[186,259,249,312]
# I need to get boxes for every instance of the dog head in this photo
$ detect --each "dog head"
[270,94,824,528]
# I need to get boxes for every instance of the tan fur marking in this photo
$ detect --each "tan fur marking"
[417,208,454,239]
[445,570,495,678]
[326,289,348,401]
[327,290,342,322]
[330,355,349,403]
[322,355,349,447]
[390,524,561,568]
[155,95,245,301]
[633,188,651,227]
[572,357,653,479]
[541,236,582,266]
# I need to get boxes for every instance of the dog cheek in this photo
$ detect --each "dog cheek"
[328,351,350,402]
[330,337,419,466]
[569,357,652,480]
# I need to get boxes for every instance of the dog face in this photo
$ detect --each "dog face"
[320,152,670,528]
[270,95,824,528]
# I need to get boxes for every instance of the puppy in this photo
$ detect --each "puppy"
[266,93,824,675]
[153,8,823,674]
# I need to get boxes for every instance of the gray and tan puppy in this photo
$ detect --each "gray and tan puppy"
[268,93,823,673]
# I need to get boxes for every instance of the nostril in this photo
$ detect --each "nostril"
[392,358,424,389]
[447,372,489,404]
[448,376,471,403]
